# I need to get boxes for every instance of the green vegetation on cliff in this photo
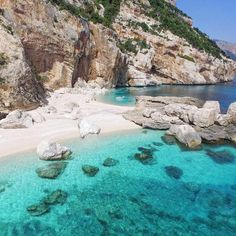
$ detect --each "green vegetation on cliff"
[47,0,122,27]
[148,0,224,59]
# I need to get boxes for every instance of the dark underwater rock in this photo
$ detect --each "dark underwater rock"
[1,220,56,236]
[36,162,68,179]
[183,182,201,194]
[82,165,99,177]
[103,158,119,167]
[0,185,5,193]
[161,134,176,145]
[134,152,153,165]
[152,142,164,147]
[43,189,68,205]
[27,203,50,216]
[205,149,235,164]
[165,166,183,179]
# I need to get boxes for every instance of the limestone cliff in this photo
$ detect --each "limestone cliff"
[0,0,235,111]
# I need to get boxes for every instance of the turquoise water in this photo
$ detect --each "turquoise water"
[0,129,236,235]
[98,78,236,113]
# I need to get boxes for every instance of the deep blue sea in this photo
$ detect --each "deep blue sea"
[98,78,236,113]
[0,129,236,235]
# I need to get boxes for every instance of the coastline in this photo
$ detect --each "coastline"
[0,96,139,158]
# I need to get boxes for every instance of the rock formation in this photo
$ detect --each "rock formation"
[0,0,235,111]
[124,96,236,147]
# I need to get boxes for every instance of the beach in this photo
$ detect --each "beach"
[0,90,139,158]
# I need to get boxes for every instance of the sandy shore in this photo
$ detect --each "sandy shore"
[0,90,139,158]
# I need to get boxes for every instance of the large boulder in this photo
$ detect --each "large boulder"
[203,101,221,114]
[78,119,101,138]
[227,102,236,124]
[168,125,202,148]
[37,141,72,161]
[192,108,216,128]
[0,110,33,128]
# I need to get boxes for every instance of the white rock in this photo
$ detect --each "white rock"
[62,102,80,114]
[0,110,34,128]
[192,108,216,128]
[29,111,45,123]
[164,103,198,123]
[142,108,157,118]
[168,125,202,148]
[37,140,72,160]
[78,119,101,138]
[215,114,232,126]
[227,102,236,123]
[203,101,220,114]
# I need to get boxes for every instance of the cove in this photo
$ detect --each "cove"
[0,129,236,235]
[98,77,236,113]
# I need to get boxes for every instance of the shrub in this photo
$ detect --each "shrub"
[0,53,9,66]
[178,54,195,63]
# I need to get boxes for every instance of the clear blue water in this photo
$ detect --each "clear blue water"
[98,78,236,113]
[0,129,236,235]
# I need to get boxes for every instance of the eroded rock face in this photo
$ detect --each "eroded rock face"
[0,16,44,112]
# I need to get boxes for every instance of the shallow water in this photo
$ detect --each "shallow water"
[98,78,236,113]
[0,129,236,235]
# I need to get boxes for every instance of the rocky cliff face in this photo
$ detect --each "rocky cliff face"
[0,0,235,111]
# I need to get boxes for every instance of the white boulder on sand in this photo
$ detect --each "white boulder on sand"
[79,119,101,138]
[168,124,202,148]
[37,141,72,160]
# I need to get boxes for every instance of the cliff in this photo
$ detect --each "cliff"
[0,0,235,111]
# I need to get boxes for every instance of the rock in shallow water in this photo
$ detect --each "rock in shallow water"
[27,189,68,216]
[165,166,183,179]
[27,203,50,216]
[161,134,176,145]
[37,141,72,161]
[43,189,68,205]
[103,158,119,167]
[82,165,99,177]
[36,162,68,179]
[205,149,235,164]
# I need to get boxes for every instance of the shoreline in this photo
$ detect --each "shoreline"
[0,92,139,158]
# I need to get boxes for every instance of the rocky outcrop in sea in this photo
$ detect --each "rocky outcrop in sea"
[124,96,236,148]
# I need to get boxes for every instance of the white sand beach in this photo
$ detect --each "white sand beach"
[0,89,139,158]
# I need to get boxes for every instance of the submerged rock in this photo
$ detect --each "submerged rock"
[0,185,5,193]
[205,149,235,164]
[103,158,119,167]
[165,166,183,179]
[27,202,50,216]
[134,149,154,164]
[161,134,176,145]
[43,189,68,205]
[36,162,68,179]
[183,182,201,194]
[152,142,164,147]
[37,141,72,161]
[27,189,68,217]
[82,165,99,177]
